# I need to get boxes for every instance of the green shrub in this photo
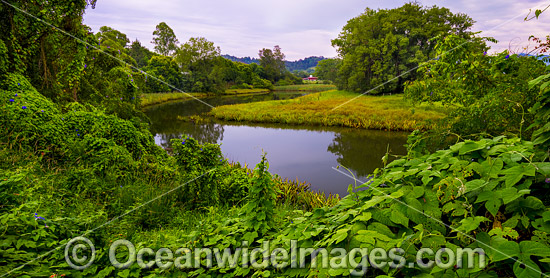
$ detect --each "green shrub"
[171,136,225,208]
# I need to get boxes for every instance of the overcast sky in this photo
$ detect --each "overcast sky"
[83,0,550,60]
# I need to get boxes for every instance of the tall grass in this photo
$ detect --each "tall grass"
[222,88,270,95]
[210,90,448,131]
[140,92,206,107]
[274,84,337,92]
[140,89,271,107]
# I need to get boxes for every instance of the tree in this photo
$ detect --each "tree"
[151,22,179,56]
[405,34,546,137]
[258,45,286,82]
[128,39,155,68]
[96,26,129,50]
[332,3,475,94]
[0,0,97,101]
[174,37,222,93]
[175,37,221,68]
[143,55,186,93]
[314,58,341,83]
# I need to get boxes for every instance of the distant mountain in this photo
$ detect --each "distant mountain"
[285,56,326,72]
[222,55,327,71]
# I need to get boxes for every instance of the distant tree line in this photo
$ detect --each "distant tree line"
[223,55,327,74]
[86,22,307,96]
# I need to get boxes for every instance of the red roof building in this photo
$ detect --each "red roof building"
[303,75,318,81]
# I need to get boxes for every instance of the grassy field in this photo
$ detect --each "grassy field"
[210,90,448,131]
[274,84,337,92]
[140,92,206,107]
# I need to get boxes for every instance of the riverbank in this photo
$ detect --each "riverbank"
[209,90,447,131]
[274,84,337,91]
[223,88,270,95]
[140,89,272,107]
[140,92,207,107]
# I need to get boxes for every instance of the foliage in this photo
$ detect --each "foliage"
[0,0,97,102]
[151,22,179,56]
[241,154,278,235]
[528,67,550,160]
[140,92,206,106]
[285,56,326,72]
[314,58,341,84]
[273,84,337,92]
[96,26,130,50]
[128,39,155,68]
[142,55,187,93]
[405,34,547,139]
[259,45,287,83]
[332,2,475,94]
[176,37,221,67]
[125,136,550,278]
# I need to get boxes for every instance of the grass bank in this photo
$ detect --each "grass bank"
[222,88,270,95]
[141,89,271,107]
[274,84,337,92]
[210,90,447,131]
[140,92,206,107]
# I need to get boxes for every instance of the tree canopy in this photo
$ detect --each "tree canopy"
[332,2,475,94]
[259,45,286,82]
[151,22,179,56]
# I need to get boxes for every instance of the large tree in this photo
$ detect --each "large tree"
[96,26,129,50]
[332,3,475,94]
[314,58,341,83]
[151,22,179,56]
[174,37,222,92]
[127,39,155,68]
[175,37,221,67]
[0,0,98,101]
[258,45,286,82]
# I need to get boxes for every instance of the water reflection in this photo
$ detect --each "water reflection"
[144,93,409,196]
[328,130,407,177]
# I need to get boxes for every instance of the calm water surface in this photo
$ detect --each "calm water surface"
[144,92,408,196]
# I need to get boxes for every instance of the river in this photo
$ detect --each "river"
[144,92,409,196]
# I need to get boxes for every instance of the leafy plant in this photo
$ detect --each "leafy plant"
[241,154,278,235]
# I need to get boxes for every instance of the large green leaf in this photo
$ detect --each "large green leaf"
[458,216,489,233]
[503,165,536,187]
[476,191,502,216]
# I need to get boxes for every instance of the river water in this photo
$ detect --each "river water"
[144,92,409,196]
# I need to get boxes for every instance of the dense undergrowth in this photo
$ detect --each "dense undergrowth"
[0,74,336,277]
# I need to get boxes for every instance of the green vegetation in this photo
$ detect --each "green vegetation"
[210,90,446,131]
[3,1,550,277]
[274,84,337,92]
[405,34,547,141]
[140,89,270,107]
[140,92,207,107]
[314,58,341,84]
[332,3,477,94]
[151,22,179,56]
[223,88,270,95]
